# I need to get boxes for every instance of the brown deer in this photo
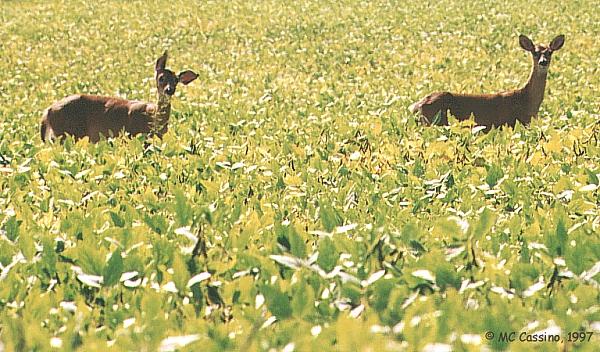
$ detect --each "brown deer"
[410,34,565,129]
[40,52,198,142]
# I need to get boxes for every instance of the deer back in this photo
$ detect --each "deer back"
[42,94,157,142]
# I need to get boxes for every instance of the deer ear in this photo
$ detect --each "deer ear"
[519,35,535,52]
[156,51,168,72]
[178,70,198,85]
[549,35,565,51]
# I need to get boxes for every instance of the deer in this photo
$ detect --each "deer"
[40,52,198,143]
[409,34,565,129]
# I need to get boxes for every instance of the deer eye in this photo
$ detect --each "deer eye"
[159,76,165,83]
[533,52,541,57]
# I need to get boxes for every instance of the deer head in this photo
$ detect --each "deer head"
[154,51,199,97]
[519,34,565,73]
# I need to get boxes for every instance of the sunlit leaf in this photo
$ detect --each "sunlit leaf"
[103,250,123,286]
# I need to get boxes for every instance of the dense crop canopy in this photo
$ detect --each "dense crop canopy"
[0,0,599,351]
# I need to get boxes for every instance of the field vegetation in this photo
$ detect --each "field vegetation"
[0,0,599,351]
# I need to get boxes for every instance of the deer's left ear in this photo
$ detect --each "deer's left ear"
[519,35,535,52]
[549,35,565,51]
[178,70,199,85]
[156,51,168,72]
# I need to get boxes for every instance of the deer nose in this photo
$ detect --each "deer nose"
[165,86,175,95]
[539,57,549,66]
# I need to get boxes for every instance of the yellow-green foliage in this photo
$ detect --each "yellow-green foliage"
[1,1,599,351]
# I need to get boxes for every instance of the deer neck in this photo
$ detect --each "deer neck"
[522,65,548,115]
[151,93,172,133]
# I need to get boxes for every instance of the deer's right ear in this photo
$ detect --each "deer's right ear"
[156,51,168,72]
[178,70,199,85]
[519,35,535,52]
[550,35,565,51]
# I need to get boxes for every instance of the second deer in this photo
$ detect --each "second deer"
[40,52,198,143]
[410,34,565,129]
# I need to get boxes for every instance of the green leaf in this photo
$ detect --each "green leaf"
[103,250,124,286]
[76,238,106,275]
[289,226,307,258]
[320,204,342,232]
[435,263,460,290]
[585,168,599,185]
[565,231,596,275]
[485,163,504,188]
[262,284,292,319]
[510,263,538,292]
[109,211,125,228]
[40,236,57,277]
[173,187,191,226]
[471,208,496,240]
[400,222,421,243]
[546,214,568,257]
[144,213,167,234]
[519,240,530,263]
[3,216,21,241]
[18,231,35,260]
[0,241,15,267]
[141,290,163,321]
[292,280,315,319]
[341,284,361,305]
[172,253,190,293]
[369,280,394,312]
[317,236,338,272]
[433,217,464,240]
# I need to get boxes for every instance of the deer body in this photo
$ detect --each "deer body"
[41,94,171,143]
[410,35,564,129]
[41,52,197,143]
